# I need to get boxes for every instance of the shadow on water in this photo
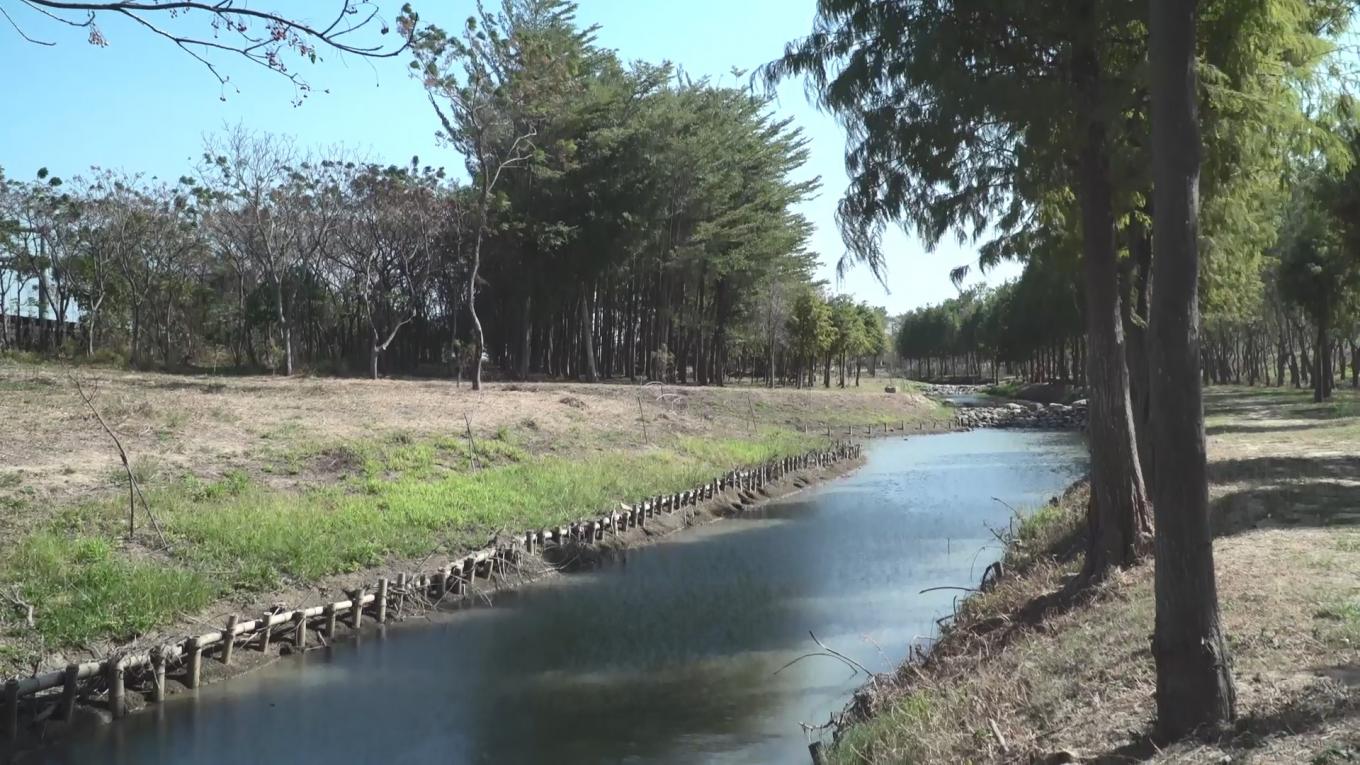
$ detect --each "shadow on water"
[37,430,1086,765]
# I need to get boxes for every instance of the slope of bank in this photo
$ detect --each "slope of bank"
[0,362,945,680]
[830,386,1360,763]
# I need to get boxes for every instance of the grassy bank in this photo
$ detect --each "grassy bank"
[0,363,942,676]
[828,386,1360,763]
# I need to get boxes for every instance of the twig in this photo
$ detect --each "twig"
[636,392,649,443]
[919,585,979,594]
[774,630,876,679]
[2,587,34,628]
[988,718,1010,754]
[71,373,169,549]
[463,412,480,470]
[991,496,1023,520]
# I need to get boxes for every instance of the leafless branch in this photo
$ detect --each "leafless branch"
[70,373,169,549]
[1,5,54,43]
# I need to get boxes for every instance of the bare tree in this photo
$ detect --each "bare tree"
[335,162,440,379]
[199,127,339,375]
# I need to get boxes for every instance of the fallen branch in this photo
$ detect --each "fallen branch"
[3,586,34,629]
[774,630,875,680]
[919,585,979,595]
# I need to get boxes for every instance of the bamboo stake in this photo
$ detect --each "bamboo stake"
[59,664,79,720]
[376,578,389,623]
[185,638,202,689]
[107,659,126,718]
[221,615,238,665]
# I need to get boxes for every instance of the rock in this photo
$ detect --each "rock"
[884,385,898,393]
[1071,398,1088,408]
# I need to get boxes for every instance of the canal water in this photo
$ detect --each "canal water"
[44,430,1085,764]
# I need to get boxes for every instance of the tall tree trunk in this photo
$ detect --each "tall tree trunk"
[1125,221,1156,492]
[274,280,293,377]
[1314,312,1328,403]
[518,294,532,381]
[580,289,599,383]
[1075,29,1153,582]
[1148,0,1237,737]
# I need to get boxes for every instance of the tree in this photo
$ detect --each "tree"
[335,161,442,379]
[1147,0,1236,736]
[765,0,1154,582]
[786,289,833,389]
[408,1,544,390]
[1279,176,1360,402]
[4,1,411,101]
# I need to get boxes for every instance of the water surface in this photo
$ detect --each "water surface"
[46,430,1085,764]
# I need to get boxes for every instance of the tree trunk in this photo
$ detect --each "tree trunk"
[274,280,293,377]
[518,294,532,381]
[1148,0,1237,738]
[1314,313,1328,403]
[580,289,599,383]
[1075,28,1153,582]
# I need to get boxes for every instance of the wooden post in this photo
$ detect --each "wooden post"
[292,612,307,650]
[3,678,18,741]
[59,663,79,720]
[259,613,273,653]
[222,615,238,665]
[324,604,338,638]
[185,637,202,689]
[107,659,126,718]
[351,591,365,630]
[150,648,166,703]
[376,577,389,623]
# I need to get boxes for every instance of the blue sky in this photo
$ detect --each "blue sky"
[0,0,1019,316]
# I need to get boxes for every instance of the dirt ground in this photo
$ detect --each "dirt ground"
[835,385,1360,764]
[0,363,940,543]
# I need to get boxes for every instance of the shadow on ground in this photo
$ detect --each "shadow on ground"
[1088,665,1360,764]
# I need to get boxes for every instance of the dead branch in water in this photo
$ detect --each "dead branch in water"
[775,630,876,680]
[71,373,169,549]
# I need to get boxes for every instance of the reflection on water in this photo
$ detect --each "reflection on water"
[44,430,1086,765]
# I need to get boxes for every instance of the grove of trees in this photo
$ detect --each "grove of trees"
[0,1,895,389]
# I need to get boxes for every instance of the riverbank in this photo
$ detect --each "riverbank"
[826,385,1360,763]
[0,363,944,686]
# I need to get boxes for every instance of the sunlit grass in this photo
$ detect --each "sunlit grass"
[6,534,215,646]
[0,430,827,648]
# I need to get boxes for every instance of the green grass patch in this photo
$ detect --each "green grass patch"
[0,429,826,651]
[1314,599,1360,647]
[831,688,952,764]
[4,534,215,646]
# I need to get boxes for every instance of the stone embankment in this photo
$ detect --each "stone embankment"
[915,383,1088,430]
[954,400,1087,430]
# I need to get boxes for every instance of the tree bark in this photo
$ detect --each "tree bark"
[580,289,599,383]
[1075,28,1153,582]
[1148,0,1237,738]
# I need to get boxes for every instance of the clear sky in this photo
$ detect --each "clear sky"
[0,0,1020,315]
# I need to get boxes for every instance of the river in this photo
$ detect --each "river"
[43,429,1085,764]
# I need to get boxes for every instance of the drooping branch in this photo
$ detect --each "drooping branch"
[7,1,413,99]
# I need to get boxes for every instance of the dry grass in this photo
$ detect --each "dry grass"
[0,363,942,540]
[833,385,1360,764]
